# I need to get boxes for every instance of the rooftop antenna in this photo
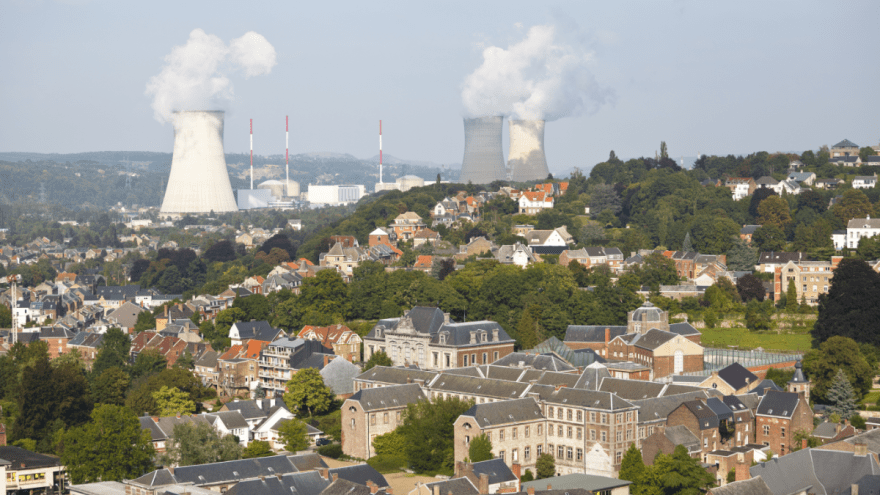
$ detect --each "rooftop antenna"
[379,120,383,184]
[285,115,289,196]
[250,118,254,190]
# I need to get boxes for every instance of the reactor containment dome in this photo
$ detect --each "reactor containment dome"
[458,116,507,185]
[160,111,238,215]
[508,119,549,182]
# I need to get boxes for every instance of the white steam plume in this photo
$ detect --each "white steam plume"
[146,29,277,123]
[461,25,610,121]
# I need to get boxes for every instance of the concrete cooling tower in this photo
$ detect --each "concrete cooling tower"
[508,119,549,182]
[160,111,238,214]
[459,116,507,184]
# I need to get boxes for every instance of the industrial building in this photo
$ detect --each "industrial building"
[375,175,426,193]
[306,185,366,206]
[458,116,507,184]
[159,111,238,215]
[508,119,550,182]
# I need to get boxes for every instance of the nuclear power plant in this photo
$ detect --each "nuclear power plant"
[160,111,238,215]
[507,119,549,182]
[458,116,507,184]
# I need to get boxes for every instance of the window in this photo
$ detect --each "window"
[383,413,389,424]
[558,426,563,437]
[482,353,487,363]
[627,429,632,440]
[537,445,543,456]
[626,412,632,422]
[591,412,596,422]
[445,354,451,368]
[601,413,607,424]
[616,431,622,442]
[513,448,518,461]
[781,427,786,438]
[549,424,554,436]
[568,410,573,421]
[351,419,355,429]
[500,430,505,441]
[763,425,769,436]
[601,431,607,442]
[704,438,708,448]
[371,414,376,425]
[499,450,505,462]
[558,446,564,458]
[616,451,622,464]
[525,447,531,460]
[463,354,468,366]
[567,447,573,460]
[590,429,596,440]
[397,411,401,421]
[471,353,476,364]
[465,435,470,444]
[549,406,554,417]
[557,409,563,419]
[494,351,499,361]
[568,427,573,438]
[577,448,583,460]
[577,411,582,422]
[616,413,623,423]
[513,428,518,439]
[525,426,530,437]
[674,350,684,374]
[577,428,582,440]
[537,425,543,435]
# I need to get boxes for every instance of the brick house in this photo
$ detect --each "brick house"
[298,324,362,362]
[722,395,755,447]
[457,237,496,259]
[362,307,515,370]
[368,227,397,247]
[454,399,545,475]
[391,212,426,241]
[640,424,701,464]
[773,257,841,306]
[38,327,75,358]
[667,400,724,461]
[755,390,813,456]
[699,363,760,395]
[559,247,624,273]
[341,383,425,459]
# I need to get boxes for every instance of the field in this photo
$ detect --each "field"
[699,327,812,352]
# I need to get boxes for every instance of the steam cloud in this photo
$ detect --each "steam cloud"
[461,25,610,121]
[146,29,277,123]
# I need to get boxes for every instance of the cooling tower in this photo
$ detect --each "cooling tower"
[459,116,507,184]
[160,111,238,214]
[508,119,549,182]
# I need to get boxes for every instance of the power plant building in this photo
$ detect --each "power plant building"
[307,184,366,206]
[237,189,273,210]
[458,116,507,184]
[160,111,238,215]
[508,119,550,182]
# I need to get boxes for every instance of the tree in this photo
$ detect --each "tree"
[785,279,798,312]
[639,445,715,495]
[283,368,334,417]
[825,369,858,420]
[133,311,156,333]
[175,350,195,370]
[203,239,237,263]
[277,418,309,452]
[521,470,534,482]
[233,294,270,322]
[690,216,740,254]
[850,414,867,430]
[757,196,792,230]
[745,300,773,331]
[618,443,646,484]
[536,453,555,479]
[681,232,693,252]
[749,188,777,218]
[833,189,873,224]
[630,253,679,289]
[363,350,393,372]
[399,396,473,473]
[813,258,880,347]
[92,367,130,406]
[373,429,407,456]
[516,305,543,350]
[126,368,215,416]
[60,405,155,484]
[726,237,758,271]
[153,386,196,417]
[803,336,874,403]
[243,440,274,458]
[0,304,12,328]
[752,224,786,252]
[91,328,131,379]
[468,433,493,462]
[160,421,242,466]
[131,349,168,380]
[736,274,765,302]
[589,184,622,218]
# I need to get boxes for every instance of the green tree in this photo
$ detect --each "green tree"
[516,305,543,350]
[736,274,765,302]
[803,336,874,403]
[631,253,679,289]
[757,196,792,230]
[160,421,242,466]
[618,443,646,484]
[373,429,407,456]
[726,237,758,271]
[0,304,13,328]
[833,189,873,224]
[91,367,130,406]
[131,349,168,380]
[639,445,715,495]
[174,350,195,370]
[363,350,393,372]
[752,224,786,252]
[468,433,493,463]
[681,232,693,252]
[60,405,155,484]
[690,216,740,254]
[278,418,309,452]
[232,294,271,322]
[152,385,196,417]
[91,328,131,379]
[813,258,880,347]
[765,368,794,389]
[785,279,798,312]
[243,440,274,458]
[521,470,534,482]
[850,414,867,430]
[536,453,556,479]
[745,300,774,331]
[825,369,858,420]
[126,367,215,416]
[283,368,334,417]
[315,410,342,442]
[133,311,156,333]
[399,396,473,474]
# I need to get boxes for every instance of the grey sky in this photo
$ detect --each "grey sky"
[2,0,878,175]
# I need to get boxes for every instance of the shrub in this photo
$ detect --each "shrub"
[317,443,343,459]
[703,310,718,329]
[367,454,407,473]
[521,469,534,482]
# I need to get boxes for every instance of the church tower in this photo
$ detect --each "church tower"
[787,360,810,403]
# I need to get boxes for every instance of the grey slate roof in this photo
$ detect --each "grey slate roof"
[225,470,329,495]
[573,363,611,391]
[288,453,329,471]
[718,363,759,391]
[833,139,859,148]
[528,384,636,411]
[564,325,627,342]
[705,397,734,421]
[709,477,774,495]
[461,398,544,427]
[347,383,425,412]
[321,357,361,395]
[232,321,282,342]
[320,479,377,495]
[750,448,880,495]
[431,374,530,400]
[735,393,761,411]
[204,411,249,429]
[812,421,839,439]
[632,390,721,424]
[599,378,666,400]
[0,446,62,468]
[668,322,700,336]
[683,400,720,430]
[492,351,575,372]
[355,366,438,385]
[722,395,752,416]
[471,457,518,485]
[420,478,479,495]
[521,473,632,492]
[664,425,701,453]
[627,329,677,351]
[834,428,880,455]
[138,416,167,442]
[756,390,803,418]
[329,464,388,488]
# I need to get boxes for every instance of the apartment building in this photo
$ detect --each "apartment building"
[772,257,841,305]
[341,383,426,459]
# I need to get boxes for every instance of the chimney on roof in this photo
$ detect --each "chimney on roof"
[855,442,868,457]
[332,473,339,482]
[168,466,175,475]
[852,483,860,495]
[478,473,489,494]
[387,489,393,495]
[433,485,440,495]
[605,328,610,344]
[324,355,331,367]
[735,461,750,482]
[554,384,566,392]
[511,462,521,481]
[802,438,808,450]
[318,468,329,480]
[526,488,535,495]
[546,485,552,491]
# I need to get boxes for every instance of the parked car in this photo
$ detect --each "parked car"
[316,437,332,446]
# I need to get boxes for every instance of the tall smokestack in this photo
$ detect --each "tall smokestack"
[286,115,290,196]
[250,118,254,190]
[379,120,383,184]
[508,119,549,182]
[459,116,506,184]
[160,111,238,214]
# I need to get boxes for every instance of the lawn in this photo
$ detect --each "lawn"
[699,327,812,352]
[860,391,880,405]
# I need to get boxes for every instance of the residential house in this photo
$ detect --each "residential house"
[844,216,880,249]
[0,446,66,494]
[518,192,554,215]
[559,247,624,273]
[453,459,520,494]
[757,252,807,273]
[786,171,816,186]
[38,327,75,358]
[724,178,756,201]
[298,324,362,362]
[755,390,813,456]
[457,237,496,259]
[341,383,426,459]
[754,177,782,195]
[413,255,434,272]
[229,321,285,347]
[698,363,760,395]
[368,227,397,248]
[495,243,537,267]
[66,332,104,369]
[320,242,374,279]
[362,306,516,370]
[749,447,879,495]
[853,175,878,189]
[772,257,841,305]
[640,424,701,464]
[391,212,427,241]
[830,138,860,157]
[815,178,844,189]
[412,228,441,247]
[258,338,334,398]
[106,301,146,333]
[740,225,760,245]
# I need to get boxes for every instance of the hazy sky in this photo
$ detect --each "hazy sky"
[2,0,878,175]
